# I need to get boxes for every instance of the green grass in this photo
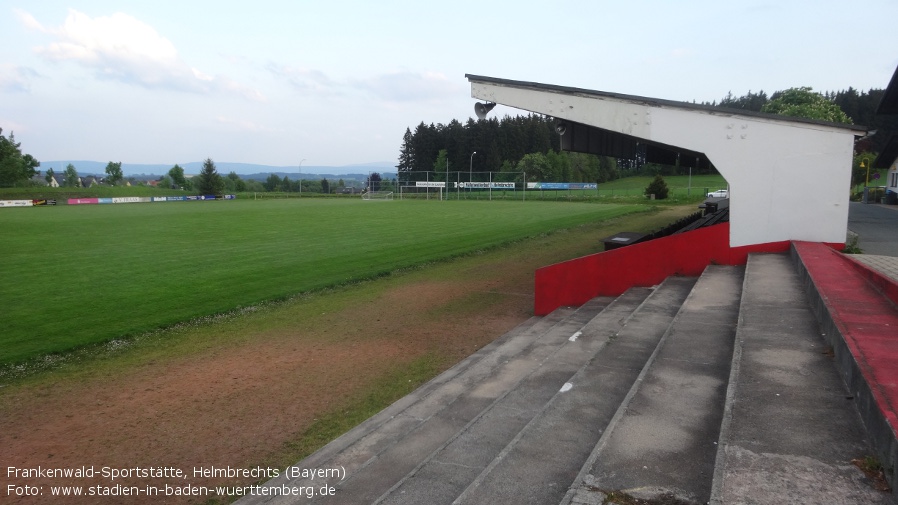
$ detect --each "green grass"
[466,174,727,202]
[0,185,187,199]
[0,198,646,365]
[596,174,726,196]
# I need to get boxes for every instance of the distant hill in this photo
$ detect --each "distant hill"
[39,160,399,179]
[239,171,398,182]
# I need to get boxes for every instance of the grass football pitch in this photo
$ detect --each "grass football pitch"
[0,198,647,365]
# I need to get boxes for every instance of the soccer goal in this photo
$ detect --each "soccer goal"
[361,191,394,201]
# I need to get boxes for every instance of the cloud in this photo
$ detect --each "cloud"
[351,71,462,102]
[0,64,40,93]
[17,8,265,101]
[267,64,459,103]
[13,8,44,31]
[266,63,339,94]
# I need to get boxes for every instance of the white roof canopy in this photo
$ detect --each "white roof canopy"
[467,74,866,247]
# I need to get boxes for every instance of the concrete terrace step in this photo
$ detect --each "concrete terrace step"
[452,278,698,505]
[317,299,614,505]
[238,297,614,505]
[565,265,743,505]
[712,253,891,504]
[375,281,694,505]
[372,288,658,505]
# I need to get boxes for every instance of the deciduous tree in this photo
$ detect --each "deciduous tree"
[516,152,549,181]
[367,172,382,191]
[168,164,192,190]
[105,161,124,185]
[265,173,282,192]
[0,129,39,187]
[64,164,79,187]
[227,171,246,192]
[761,87,852,124]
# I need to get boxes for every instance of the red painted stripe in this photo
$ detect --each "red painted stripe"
[793,241,898,435]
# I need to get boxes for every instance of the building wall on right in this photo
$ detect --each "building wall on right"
[889,160,898,192]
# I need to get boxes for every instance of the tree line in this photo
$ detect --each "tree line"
[396,115,620,184]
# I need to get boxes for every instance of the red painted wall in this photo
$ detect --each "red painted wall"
[534,223,798,315]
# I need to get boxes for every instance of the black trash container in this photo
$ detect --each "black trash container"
[601,232,646,251]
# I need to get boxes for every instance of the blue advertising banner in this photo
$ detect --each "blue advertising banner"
[527,182,598,190]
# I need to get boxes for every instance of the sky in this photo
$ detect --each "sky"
[2,0,898,170]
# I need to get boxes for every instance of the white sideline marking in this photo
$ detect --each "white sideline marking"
[560,383,573,393]
[569,331,582,342]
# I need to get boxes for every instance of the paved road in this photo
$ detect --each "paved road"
[848,202,898,256]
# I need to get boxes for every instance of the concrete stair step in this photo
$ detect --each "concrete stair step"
[565,265,744,505]
[375,285,673,505]
[322,297,620,504]
[451,277,699,505]
[711,253,892,504]
[315,298,614,504]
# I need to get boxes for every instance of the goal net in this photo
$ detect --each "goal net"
[361,191,394,201]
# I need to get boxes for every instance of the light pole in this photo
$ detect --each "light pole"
[469,151,476,196]
[299,159,305,196]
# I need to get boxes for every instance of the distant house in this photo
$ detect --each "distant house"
[31,173,50,186]
[81,176,99,188]
[50,173,66,187]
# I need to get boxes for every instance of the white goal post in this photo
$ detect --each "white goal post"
[361,191,394,201]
